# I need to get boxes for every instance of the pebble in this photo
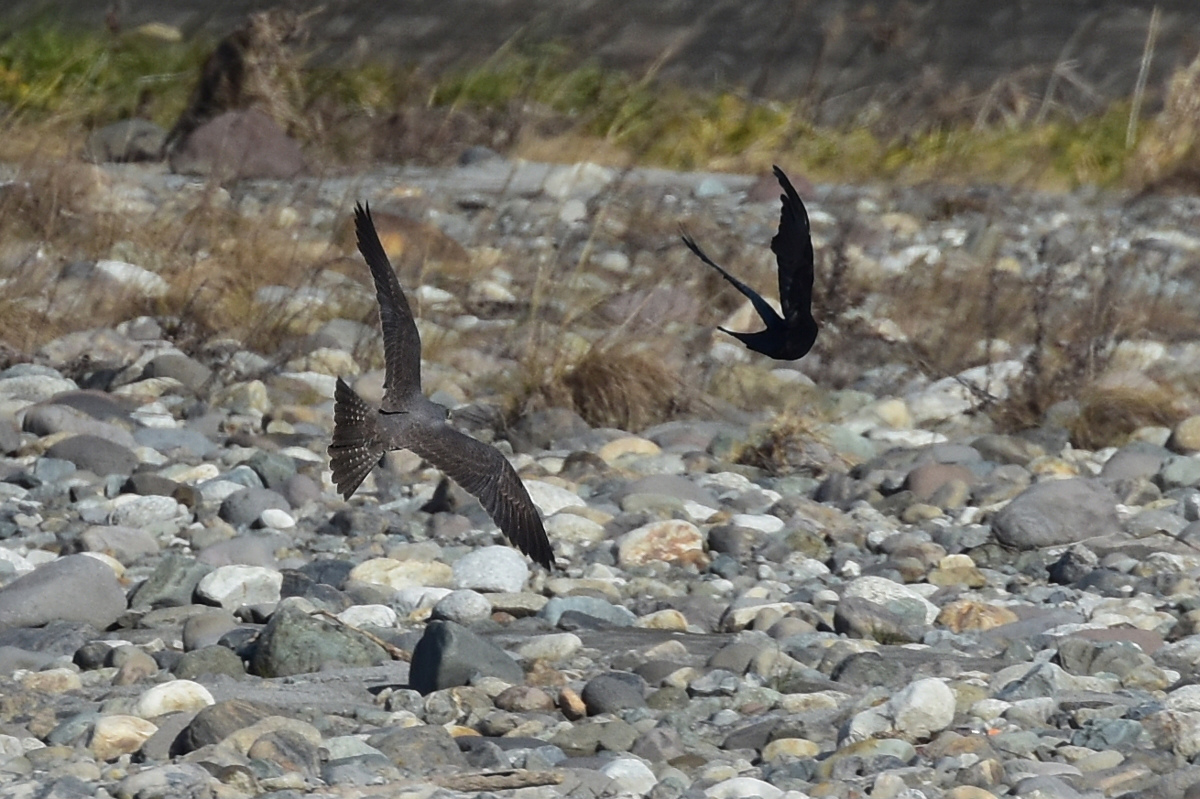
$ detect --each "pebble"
[89,715,158,760]
[409,620,523,693]
[349,557,453,589]
[0,555,126,631]
[617,519,705,565]
[431,589,492,624]
[516,632,582,662]
[194,564,283,610]
[452,545,529,593]
[135,680,215,718]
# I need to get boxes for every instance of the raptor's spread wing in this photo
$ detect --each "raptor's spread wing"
[402,422,555,570]
[354,203,422,410]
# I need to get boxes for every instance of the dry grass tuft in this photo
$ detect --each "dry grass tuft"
[1131,50,1200,190]
[733,409,839,477]
[164,7,315,152]
[1069,385,1186,450]
[521,341,691,432]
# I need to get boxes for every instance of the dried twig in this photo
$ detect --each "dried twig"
[1035,10,1101,125]
[1128,5,1162,148]
[432,769,564,791]
[314,609,412,662]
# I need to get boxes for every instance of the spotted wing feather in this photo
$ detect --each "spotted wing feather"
[328,377,385,499]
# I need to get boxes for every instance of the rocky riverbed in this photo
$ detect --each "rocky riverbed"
[2,156,1200,799]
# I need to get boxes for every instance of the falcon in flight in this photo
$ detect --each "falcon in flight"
[329,204,555,570]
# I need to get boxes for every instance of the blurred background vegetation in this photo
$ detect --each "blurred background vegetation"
[2,1,1198,189]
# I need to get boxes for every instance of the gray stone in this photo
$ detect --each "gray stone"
[141,353,212,392]
[249,599,389,677]
[1100,446,1167,480]
[177,699,276,754]
[44,434,138,476]
[22,404,137,448]
[123,472,182,498]
[1160,455,1200,489]
[1056,637,1148,679]
[0,416,18,454]
[129,554,213,609]
[78,525,159,564]
[550,718,638,755]
[540,596,637,627]
[631,726,686,762]
[509,407,591,452]
[831,651,910,690]
[197,533,284,568]
[431,589,492,624]
[323,753,401,786]
[247,728,322,778]
[452,545,529,593]
[409,620,524,694]
[110,494,184,529]
[0,645,57,673]
[618,474,719,507]
[0,555,125,632]
[0,369,76,403]
[137,713,195,764]
[41,390,130,422]
[1125,507,1187,537]
[244,450,297,491]
[219,486,290,527]
[1071,718,1148,749]
[688,668,741,696]
[0,620,96,657]
[169,109,304,180]
[367,724,469,775]
[582,672,647,714]
[833,596,924,644]
[1047,545,1098,585]
[992,478,1120,549]
[182,609,239,650]
[134,427,217,458]
[82,119,166,163]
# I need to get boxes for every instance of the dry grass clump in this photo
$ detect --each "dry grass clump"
[733,409,839,477]
[0,152,342,357]
[517,341,691,432]
[1068,385,1187,450]
[164,7,315,152]
[1131,50,1200,190]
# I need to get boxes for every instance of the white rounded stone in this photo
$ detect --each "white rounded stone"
[136,680,215,718]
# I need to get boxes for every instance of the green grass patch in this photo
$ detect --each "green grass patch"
[0,21,1161,188]
[0,21,205,127]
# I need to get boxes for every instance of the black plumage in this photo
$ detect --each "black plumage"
[683,165,819,360]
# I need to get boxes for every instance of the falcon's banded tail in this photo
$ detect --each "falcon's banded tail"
[329,377,385,499]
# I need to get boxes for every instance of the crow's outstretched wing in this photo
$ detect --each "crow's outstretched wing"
[770,166,815,328]
[681,233,783,329]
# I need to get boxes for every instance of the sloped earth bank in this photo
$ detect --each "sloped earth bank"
[3,158,1200,798]
[5,0,1200,127]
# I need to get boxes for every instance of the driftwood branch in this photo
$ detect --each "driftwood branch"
[313,609,412,662]
[432,769,564,791]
